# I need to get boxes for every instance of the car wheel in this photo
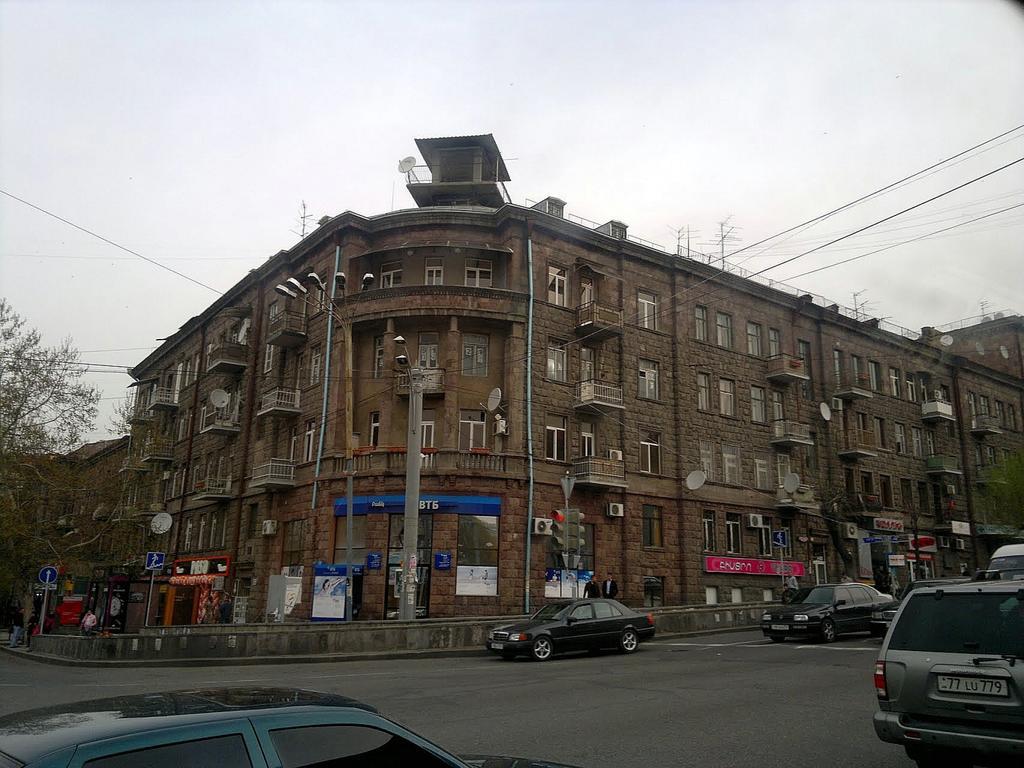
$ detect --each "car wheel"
[619,628,639,654]
[768,635,785,643]
[819,618,837,643]
[530,636,553,661]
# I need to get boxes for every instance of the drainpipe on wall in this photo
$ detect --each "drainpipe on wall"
[524,231,536,614]
[233,283,263,587]
[950,360,980,571]
[311,244,343,512]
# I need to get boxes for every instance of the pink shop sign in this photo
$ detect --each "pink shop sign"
[703,555,806,578]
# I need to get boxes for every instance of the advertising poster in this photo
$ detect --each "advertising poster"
[311,564,348,622]
[455,565,498,596]
[544,569,593,598]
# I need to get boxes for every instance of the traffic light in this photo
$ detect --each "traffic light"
[551,509,568,551]
[551,509,586,555]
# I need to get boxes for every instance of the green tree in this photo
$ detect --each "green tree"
[978,451,1024,529]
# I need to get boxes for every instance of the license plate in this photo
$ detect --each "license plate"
[770,624,789,631]
[937,675,1008,697]
[491,642,504,650]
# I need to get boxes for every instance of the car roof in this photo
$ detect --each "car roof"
[991,543,1024,557]
[909,581,1024,596]
[0,688,375,763]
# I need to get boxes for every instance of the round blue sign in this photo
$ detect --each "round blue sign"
[39,565,59,584]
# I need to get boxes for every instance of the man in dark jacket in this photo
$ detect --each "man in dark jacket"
[601,574,619,599]
[583,577,600,598]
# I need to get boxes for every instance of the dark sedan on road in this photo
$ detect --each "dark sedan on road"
[762,583,893,643]
[487,598,655,661]
[0,688,583,768]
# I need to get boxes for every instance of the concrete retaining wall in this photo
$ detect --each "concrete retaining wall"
[26,603,770,664]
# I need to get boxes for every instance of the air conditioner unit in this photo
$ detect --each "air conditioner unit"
[945,484,957,496]
[607,449,623,461]
[842,522,859,540]
[831,397,843,412]
[938,536,951,548]
[607,503,625,518]
[955,539,967,551]
[261,519,278,536]
[532,518,553,535]
[747,514,764,529]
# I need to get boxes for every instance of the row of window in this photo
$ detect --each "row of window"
[378,257,494,289]
[701,511,792,558]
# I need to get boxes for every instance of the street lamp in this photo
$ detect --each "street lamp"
[394,335,425,621]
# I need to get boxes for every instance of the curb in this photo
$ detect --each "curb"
[0,625,758,668]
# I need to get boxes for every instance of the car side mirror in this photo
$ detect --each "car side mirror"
[834,599,847,606]
[566,615,576,624]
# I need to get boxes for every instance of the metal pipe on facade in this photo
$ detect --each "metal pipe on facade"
[310,245,342,512]
[524,234,536,614]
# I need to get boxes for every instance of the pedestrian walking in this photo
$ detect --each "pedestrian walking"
[8,608,24,648]
[601,574,619,599]
[25,611,39,649]
[219,594,234,624]
[80,609,98,636]
[582,578,600,599]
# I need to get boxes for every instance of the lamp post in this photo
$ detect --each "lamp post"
[395,335,424,621]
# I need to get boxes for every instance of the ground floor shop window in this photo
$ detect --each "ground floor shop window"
[763,589,774,602]
[386,515,432,619]
[643,576,664,607]
[731,587,743,604]
[705,586,719,605]
[456,515,499,596]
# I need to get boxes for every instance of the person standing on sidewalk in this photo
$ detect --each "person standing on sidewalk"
[8,608,24,648]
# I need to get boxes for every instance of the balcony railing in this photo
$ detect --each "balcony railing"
[258,388,301,417]
[201,407,241,435]
[574,302,623,337]
[970,414,1002,436]
[350,449,527,477]
[838,429,878,459]
[770,420,814,448]
[926,455,962,475]
[397,368,445,396]
[267,311,307,348]
[834,372,874,401]
[193,477,234,499]
[141,439,173,463]
[572,456,627,487]
[921,400,955,422]
[766,354,809,384]
[206,341,248,374]
[250,459,296,490]
[575,380,624,412]
[148,387,179,411]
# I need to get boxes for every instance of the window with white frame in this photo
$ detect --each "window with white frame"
[580,346,595,382]
[746,322,763,356]
[639,359,659,399]
[719,379,736,416]
[579,421,595,457]
[640,431,661,474]
[424,257,444,286]
[373,336,384,378]
[697,373,711,410]
[755,457,771,489]
[368,412,380,447]
[905,374,917,403]
[716,312,733,348]
[465,258,492,288]
[303,419,317,461]
[380,261,402,288]
[182,517,193,551]
[418,332,439,368]
[545,414,567,461]
[263,342,274,374]
[547,342,567,382]
[638,291,658,330]
[911,427,923,457]
[869,361,882,391]
[889,368,901,397]
[771,390,785,421]
[721,444,740,484]
[459,410,486,450]
[758,521,773,556]
[894,423,906,455]
[695,305,708,341]
[726,514,741,554]
[309,344,322,385]
[751,386,766,423]
[547,266,567,306]
[925,429,936,456]
[776,453,791,487]
[699,440,715,480]
[768,328,781,358]
[462,334,488,376]
[702,510,716,552]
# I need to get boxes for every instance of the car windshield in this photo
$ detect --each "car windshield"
[793,587,834,605]
[888,592,1024,656]
[531,603,569,621]
[989,555,1024,578]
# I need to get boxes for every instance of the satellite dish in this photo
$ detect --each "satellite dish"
[398,156,416,173]
[939,334,954,347]
[783,472,801,494]
[209,388,230,408]
[974,342,986,355]
[150,512,173,535]
[685,470,707,491]
[486,387,502,413]
[819,401,832,422]
[1000,345,1009,359]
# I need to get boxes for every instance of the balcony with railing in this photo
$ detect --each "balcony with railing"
[970,413,1002,436]
[926,454,963,475]
[921,399,955,422]
[838,429,878,460]
[250,459,296,490]
[572,455,627,488]
[128,404,153,425]
[349,448,527,477]
[119,454,148,474]
[148,387,179,412]
[206,341,248,374]
[776,484,817,510]
[397,368,446,396]
[257,388,301,418]
[834,372,874,401]
[770,420,814,448]
[192,476,234,501]
[200,407,241,435]
[975,467,1008,488]
[574,302,623,338]
[766,354,809,384]
[574,380,624,413]
[267,310,307,348]
[141,438,173,463]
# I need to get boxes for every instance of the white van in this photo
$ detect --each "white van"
[979,543,1024,580]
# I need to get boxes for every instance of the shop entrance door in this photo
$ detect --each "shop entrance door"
[171,586,195,624]
[385,514,432,619]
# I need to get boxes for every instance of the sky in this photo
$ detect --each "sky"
[2,0,1023,442]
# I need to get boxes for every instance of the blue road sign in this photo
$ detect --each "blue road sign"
[862,536,883,544]
[38,565,58,585]
[366,552,383,570]
[772,530,789,548]
[145,551,166,571]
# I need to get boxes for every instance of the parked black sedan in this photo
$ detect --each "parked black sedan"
[487,599,656,661]
[761,583,893,643]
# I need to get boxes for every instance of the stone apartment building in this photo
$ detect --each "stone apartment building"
[121,134,1024,624]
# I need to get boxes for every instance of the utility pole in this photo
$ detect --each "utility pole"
[398,345,424,621]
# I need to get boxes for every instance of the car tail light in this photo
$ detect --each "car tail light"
[646,613,655,626]
[874,661,888,700]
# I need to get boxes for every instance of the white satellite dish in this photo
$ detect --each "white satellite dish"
[783,472,802,494]
[975,342,986,355]
[939,334,954,347]
[685,470,707,491]
[486,387,502,413]
[150,512,173,535]
[819,401,832,422]
[1000,345,1009,359]
[210,388,230,408]
[398,156,417,173]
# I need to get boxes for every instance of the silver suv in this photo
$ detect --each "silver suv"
[874,582,1024,767]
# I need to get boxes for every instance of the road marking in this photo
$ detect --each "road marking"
[661,640,771,648]
[795,645,877,651]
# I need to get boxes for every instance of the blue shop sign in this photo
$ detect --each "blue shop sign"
[366,552,383,570]
[434,551,452,571]
[334,494,501,517]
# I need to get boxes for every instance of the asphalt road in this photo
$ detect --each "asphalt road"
[0,628,910,768]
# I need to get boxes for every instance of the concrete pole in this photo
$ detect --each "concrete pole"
[399,369,424,621]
